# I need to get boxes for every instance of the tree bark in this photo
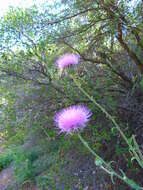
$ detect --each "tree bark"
[117,23,143,73]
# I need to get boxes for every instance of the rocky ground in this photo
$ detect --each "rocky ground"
[0,166,14,190]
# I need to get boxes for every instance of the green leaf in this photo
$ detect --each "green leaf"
[95,158,103,166]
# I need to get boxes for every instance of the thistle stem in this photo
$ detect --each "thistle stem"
[78,133,142,190]
[70,75,143,168]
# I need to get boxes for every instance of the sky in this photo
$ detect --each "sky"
[0,0,140,17]
[0,0,54,17]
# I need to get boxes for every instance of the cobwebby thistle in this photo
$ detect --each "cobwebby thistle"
[54,105,92,134]
[56,53,80,71]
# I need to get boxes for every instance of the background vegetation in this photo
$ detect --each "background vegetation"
[0,0,143,189]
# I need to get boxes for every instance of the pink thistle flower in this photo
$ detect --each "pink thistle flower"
[56,53,80,70]
[54,105,92,134]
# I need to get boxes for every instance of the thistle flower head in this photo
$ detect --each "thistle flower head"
[54,105,92,134]
[56,53,80,70]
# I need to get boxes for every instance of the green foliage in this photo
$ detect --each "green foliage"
[0,0,143,189]
[13,148,40,183]
[0,151,14,171]
[140,78,143,90]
